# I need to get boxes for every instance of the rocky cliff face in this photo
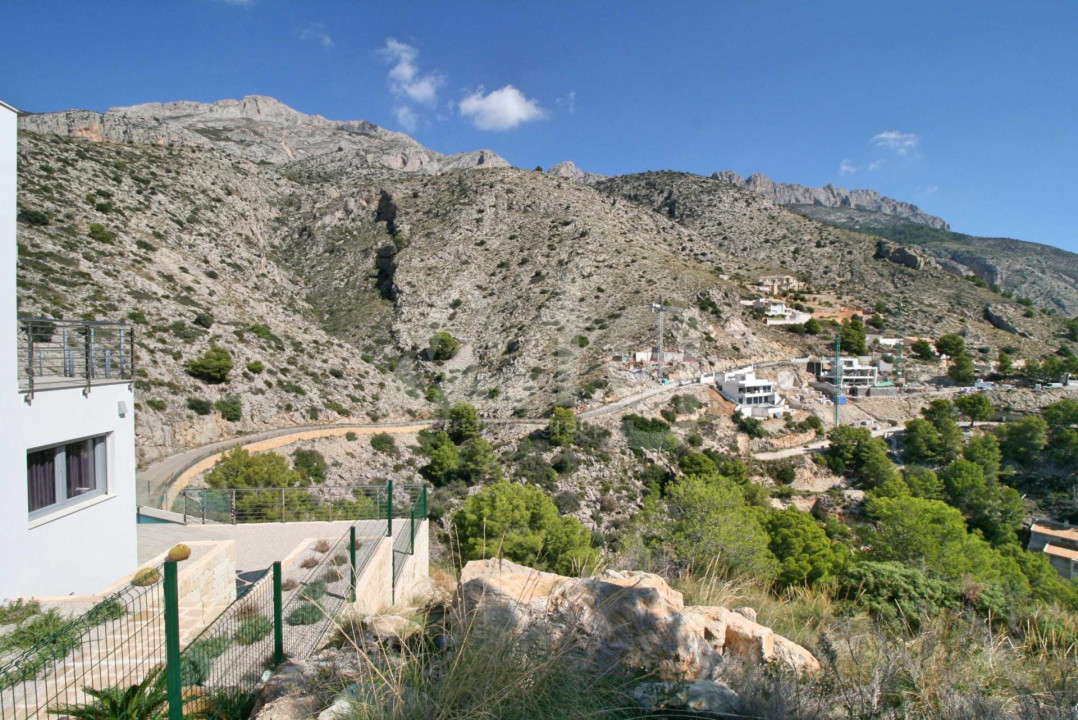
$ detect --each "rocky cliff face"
[20,95,510,173]
[711,170,950,230]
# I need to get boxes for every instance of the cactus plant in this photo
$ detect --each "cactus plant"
[131,568,161,587]
[166,544,192,562]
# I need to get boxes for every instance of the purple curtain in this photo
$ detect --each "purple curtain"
[66,441,95,497]
[27,450,56,512]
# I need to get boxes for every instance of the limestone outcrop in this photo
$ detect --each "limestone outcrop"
[874,240,936,270]
[453,558,820,679]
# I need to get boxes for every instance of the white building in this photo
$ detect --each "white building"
[811,356,879,388]
[718,366,788,418]
[754,299,788,317]
[0,100,138,599]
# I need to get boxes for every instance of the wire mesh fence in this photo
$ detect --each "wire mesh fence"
[0,565,165,720]
[17,318,135,395]
[393,486,428,586]
[2,483,429,719]
[180,484,389,525]
[176,570,277,698]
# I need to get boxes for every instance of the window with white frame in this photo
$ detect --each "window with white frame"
[27,435,107,516]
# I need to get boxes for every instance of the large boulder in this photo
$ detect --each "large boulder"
[453,559,819,680]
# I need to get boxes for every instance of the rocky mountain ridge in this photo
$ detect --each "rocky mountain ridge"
[20,95,510,173]
[13,96,1075,463]
[711,170,950,230]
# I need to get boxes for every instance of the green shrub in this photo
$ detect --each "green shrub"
[573,335,589,348]
[670,394,703,415]
[87,223,114,244]
[192,312,214,329]
[213,396,242,422]
[548,407,577,447]
[428,332,461,362]
[127,310,148,325]
[623,414,678,452]
[451,480,599,575]
[234,615,272,645]
[286,603,323,626]
[370,433,398,456]
[300,581,327,602]
[246,360,265,374]
[345,431,358,442]
[733,412,766,439]
[292,449,327,484]
[185,346,233,384]
[0,599,41,626]
[187,397,213,416]
[17,208,49,226]
[145,399,168,412]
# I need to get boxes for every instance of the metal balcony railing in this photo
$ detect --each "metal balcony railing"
[17,317,135,398]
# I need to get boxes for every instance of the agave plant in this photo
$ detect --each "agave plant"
[50,666,167,720]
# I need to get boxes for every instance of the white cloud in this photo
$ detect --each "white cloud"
[555,90,576,115]
[395,106,418,132]
[868,158,886,171]
[872,130,920,155]
[459,85,545,131]
[380,38,443,104]
[923,184,940,195]
[298,23,333,48]
[839,159,859,176]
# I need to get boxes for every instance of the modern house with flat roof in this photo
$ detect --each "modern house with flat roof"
[1028,520,1078,581]
[809,356,879,388]
[0,99,138,599]
[718,366,788,418]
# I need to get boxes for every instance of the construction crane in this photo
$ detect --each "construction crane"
[833,333,843,428]
[651,296,685,383]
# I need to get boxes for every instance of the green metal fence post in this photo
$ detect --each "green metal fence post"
[349,526,357,602]
[163,561,183,720]
[421,484,428,518]
[273,561,284,666]
[410,509,415,555]
[386,480,393,538]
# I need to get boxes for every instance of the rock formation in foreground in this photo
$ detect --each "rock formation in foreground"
[454,558,819,678]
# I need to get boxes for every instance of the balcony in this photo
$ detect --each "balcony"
[18,317,135,397]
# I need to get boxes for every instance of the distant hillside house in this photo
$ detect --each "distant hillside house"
[0,99,138,599]
[1028,520,1078,581]
[756,274,799,296]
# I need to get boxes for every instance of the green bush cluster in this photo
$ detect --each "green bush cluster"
[185,346,233,384]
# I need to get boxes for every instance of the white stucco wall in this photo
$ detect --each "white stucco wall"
[0,101,139,599]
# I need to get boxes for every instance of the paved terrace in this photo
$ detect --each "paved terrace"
[138,518,397,573]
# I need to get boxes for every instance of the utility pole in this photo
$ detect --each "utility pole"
[894,299,904,387]
[833,333,843,428]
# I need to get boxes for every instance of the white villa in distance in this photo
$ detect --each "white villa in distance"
[718,366,789,418]
[0,99,138,599]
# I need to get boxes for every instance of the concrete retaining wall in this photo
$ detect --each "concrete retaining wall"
[350,520,429,614]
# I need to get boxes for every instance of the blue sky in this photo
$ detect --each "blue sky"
[2,0,1076,252]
